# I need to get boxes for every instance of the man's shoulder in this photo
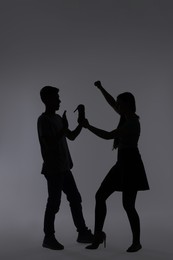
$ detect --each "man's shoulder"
[38,113,44,119]
[37,113,47,123]
[37,114,63,127]
[38,113,62,120]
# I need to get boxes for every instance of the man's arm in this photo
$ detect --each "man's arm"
[94,81,119,113]
[37,118,60,165]
[62,110,82,141]
[65,124,82,141]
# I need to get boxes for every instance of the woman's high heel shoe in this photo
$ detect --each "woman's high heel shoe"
[85,231,106,249]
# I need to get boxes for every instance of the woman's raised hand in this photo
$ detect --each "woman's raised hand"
[94,80,102,89]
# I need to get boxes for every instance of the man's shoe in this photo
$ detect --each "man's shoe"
[126,243,142,252]
[42,236,64,250]
[77,229,94,243]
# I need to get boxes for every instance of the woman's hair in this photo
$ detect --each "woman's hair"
[113,92,138,150]
[117,92,136,113]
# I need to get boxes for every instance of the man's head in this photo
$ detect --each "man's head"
[40,86,61,110]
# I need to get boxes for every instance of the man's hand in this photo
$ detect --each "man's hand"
[62,110,69,130]
[94,80,102,89]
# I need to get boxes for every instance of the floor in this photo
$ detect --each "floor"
[1,210,172,260]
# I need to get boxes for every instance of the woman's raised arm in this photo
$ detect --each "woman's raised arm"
[94,81,119,113]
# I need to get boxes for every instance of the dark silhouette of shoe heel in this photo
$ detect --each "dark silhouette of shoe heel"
[103,236,106,248]
[85,231,106,249]
[74,104,85,124]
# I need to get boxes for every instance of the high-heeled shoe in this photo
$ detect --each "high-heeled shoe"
[85,231,106,249]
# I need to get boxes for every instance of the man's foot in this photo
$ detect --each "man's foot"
[42,235,64,250]
[77,229,94,243]
[126,243,142,252]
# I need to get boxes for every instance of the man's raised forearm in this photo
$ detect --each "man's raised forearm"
[66,124,82,140]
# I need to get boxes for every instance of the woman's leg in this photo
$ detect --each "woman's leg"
[94,164,118,234]
[86,164,119,249]
[122,190,142,251]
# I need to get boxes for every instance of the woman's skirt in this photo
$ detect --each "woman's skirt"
[112,147,149,191]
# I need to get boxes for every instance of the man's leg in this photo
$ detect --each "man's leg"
[62,170,93,243]
[43,174,64,250]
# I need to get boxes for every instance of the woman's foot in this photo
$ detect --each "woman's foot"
[126,243,142,252]
[85,231,106,249]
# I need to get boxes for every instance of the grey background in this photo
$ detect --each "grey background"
[0,0,173,259]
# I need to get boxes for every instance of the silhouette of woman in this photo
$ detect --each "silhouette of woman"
[83,81,149,252]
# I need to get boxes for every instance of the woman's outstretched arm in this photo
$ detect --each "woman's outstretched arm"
[83,119,118,140]
[94,81,119,113]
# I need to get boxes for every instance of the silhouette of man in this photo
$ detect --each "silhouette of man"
[37,86,93,250]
